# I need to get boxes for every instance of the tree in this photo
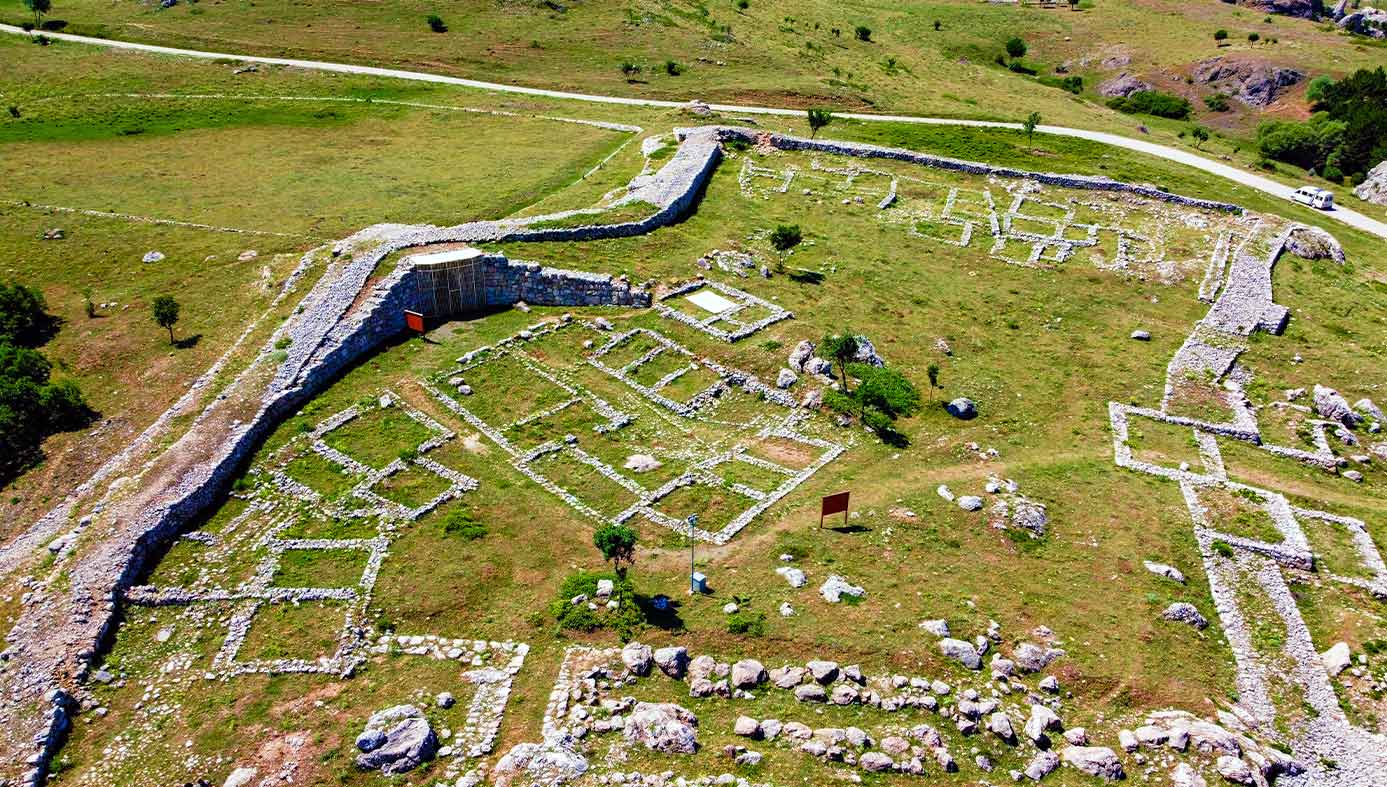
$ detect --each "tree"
[1214,29,1228,41]
[818,333,859,390]
[854,25,872,42]
[593,524,638,577]
[807,108,833,138]
[1005,37,1027,60]
[620,61,641,80]
[770,224,802,251]
[1023,111,1042,143]
[151,295,180,344]
[24,0,51,28]
[0,281,53,346]
[849,364,921,420]
[926,362,941,401]
[1190,125,1210,149]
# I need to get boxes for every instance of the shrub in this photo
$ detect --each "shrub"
[664,59,683,76]
[1106,90,1192,119]
[620,61,641,79]
[934,20,942,31]
[727,610,766,636]
[854,25,871,42]
[0,282,53,345]
[7,106,19,118]
[1212,540,1235,558]
[1247,32,1259,42]
[769,224,802,250]
[426,14,448,33]
[1214,29,1228,41]
[594,523,638,574]
[441,507,487,540]
[736,0,748,8]
[1322,164,1344,182]
[1256,114,1346,170]
[1306,75,1334,103]
[550,571,645,640]
[1203,93,1231,112]
[1005,36,1027,59]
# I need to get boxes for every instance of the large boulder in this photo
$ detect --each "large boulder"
[624,702,699,753]
[1098,73,1153,98]
[787,339,816,372]
[1339,6,1387,37]
[493,731,589,786]
[1285,226,1345,264]
[730,659,767,689]
[622,642,653,675]
[1314,384,1361,427]
[1355,160,1387,205]
[653,646,688,678]
[1321,641,1352,675]
[1062,746,1126,781]
[1162,602,1210,630]
[354,705,438,775]
[938,638,982,670]
[1238,0,1321,19]
[1192,57,1304,107]
[946,397,977,420]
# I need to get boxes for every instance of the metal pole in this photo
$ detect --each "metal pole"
[687,514,697,594]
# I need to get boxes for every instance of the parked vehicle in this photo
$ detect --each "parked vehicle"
[1291,185,1334,210]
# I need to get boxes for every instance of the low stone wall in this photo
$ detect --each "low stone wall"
[685,126,1244,214]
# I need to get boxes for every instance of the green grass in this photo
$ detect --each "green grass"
[321,406,433,469]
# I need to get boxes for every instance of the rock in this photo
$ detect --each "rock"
[807,660,840,683]
[937,484,955,501]
[1317,385,1363,427]
[435,691,455,709]
[730,659,767,689]
[946,397,977,420]
[1355,398,1385,423]
[1013,642,1063,672]
[624,702,699,753]
[355,705,438,775]
[830,684,859,705]
[1024,751,1060,781]
[800,388,823,409]
[779,601,794,617]
[1134,724,1169,748]
[1339,6,1387,38]
[689,655,719,679]
[1321,641,1352,675]
[654,646,688,678]
[804,356,833,376]
[624,454,662,473]
[775,368,798,389]
[1062,746,1125,780]
[842,664,865,684]
[89,669,114,685]
[920,618,950,637]
[1216,755,1255,785]
[688,677,715,697]
[939,638,982,670]
[1038,675,1059,693]
[1009,496,1049,536]
[1063,728,1088,746]
[1355,160,1387,205]
[222,768,257,787]
[1098,73,1153,98]
[1192,57,1304,107]
[41,228,64,240]
[356,729,387,752]
[794,683,827,702]
[595,579,614,598]
[1024,704,1062,742]
[1286,226,1346,264]
[237,249,258,261]
[775,566,807,588]
[989,712,1017,743]
[1171,762,1208,787]
[1119,729,1139,752]
[1143,560,1187,584]
[957,495,984,512]
[771,665,806,687]
[860,752,894,772]
[882,735,911,755]
[622,642,654,676]
[1163,602,1209,630]
[1344,469,1364,482]
[142,250,165,263]
[722,602,739,614]
[819,575,865,603]
[734,715,762,738]
[1243,0,1320,18]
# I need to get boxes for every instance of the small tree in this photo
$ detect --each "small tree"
[854,25,872,42]
[664,59,683,76]
[933,20,942,31]
[593,523,638,577]
[1190,125,1210,149]
[1005,36,1027,60]
[1023,111,1042,143]
[1247,32,1259,42]
[24,0,51,28]
[620,61,641,80]
[426,14,448,33]
[1214,29,1228,41]
[818,333,859,390]
[151,295,180,344]
[769,224,802,251]
[807,108,833,138]
[926,362,941,401]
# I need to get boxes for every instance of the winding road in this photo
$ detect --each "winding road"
[5,23,1387,241]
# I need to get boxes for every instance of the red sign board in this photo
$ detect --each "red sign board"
[820,491,850,527]
[404,310,425,334]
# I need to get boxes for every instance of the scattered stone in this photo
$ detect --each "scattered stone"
[1063,728,1088,746]
[775,566,807,588]
[1024,750,1061,781]
[730,659,766,689]
[734,715,762,738]
[1314,384,1361,428]
[818,575,864,603]
[624,702,699,753]
[624,454,662,473]
[222,768,257,787]
[653,646,688,678]
[775,368,798,389]
[1216,754,1255,785]
[1039,675,1059,693]
[1130,329,1151,341]
[920,619,950,637]
[794,683,827,703]
[622,642,654,676]
[989,712,1016,743]
[860,751,894,772]
[1321,641,1352,676]
[1163,602,1209,630]
[1024,704,1062,743]
[1171,762,1208,787]
[435,691,455,709]
[807,660,840,684]
[957,495,984,512]
[142,250,165,264]
[939,638,982,670]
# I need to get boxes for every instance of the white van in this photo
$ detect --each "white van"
[1291,185,1334,210]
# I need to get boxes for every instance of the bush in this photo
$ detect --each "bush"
[1203,93,1230,112]
[736,0,748,8]
[620,61,641,78]
[1005,36,1027,59]
[550,571,645,640]
[1322,165,1344,182]
[0,340,94,481]
[1106,90,1192,119]
[1256,114,1346,170]
[1305,75,1334,103]
[0,282,53,346]
[727,610,766,636]
[769,224,802,251]
[664,59,683,76]
[441,507,487,540]
[1247,32,1259,42]
[1214,29,1228,41]
[854,25,872,42]
[426,14,448,33]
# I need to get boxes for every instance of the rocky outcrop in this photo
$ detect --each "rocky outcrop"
[1338,6,1387,37]
[1098,73,1153,98]
[1235,0,1323,19]
[1354,160,1387,205]
[1192,57,1304,107]
[1284,226,1345,264]
[354,705,438,775]
[624,702,699,753]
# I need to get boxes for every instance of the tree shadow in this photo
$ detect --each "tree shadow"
[788,269,825,285]
[173,334,202,350]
